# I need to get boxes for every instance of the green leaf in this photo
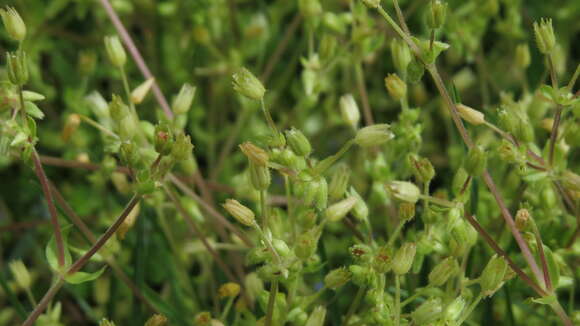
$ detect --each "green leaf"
[45,225,73,273]
[64,266,106,284]
[24,101,45,119]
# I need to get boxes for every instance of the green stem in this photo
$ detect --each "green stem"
[260,98,279,135]
[220,296,235,321]
[395,275,402,326]
[314,140,355,175]
[388,220,406,247]
[343,286,365,326]
[419,194,456,208]
[566,63,580,91]
[284,176,296,242]
[78,115,119,139]
[265,280,279,326]
[260,190,268,231]
[119,66,136,114]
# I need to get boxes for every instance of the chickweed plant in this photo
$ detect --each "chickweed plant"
[0,0,579,325]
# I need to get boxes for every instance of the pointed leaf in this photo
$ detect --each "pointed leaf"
[65,266,107,284]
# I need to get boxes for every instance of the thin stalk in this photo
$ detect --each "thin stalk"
[97,0,173,118]
[31,149,65,268]
[419,194,456,208]
[457,293,484,325]
[260,190,268,230]
[548,300,574,326]
[260,98,279,135]
[547,54,558,89]
[529,219,552,291]
[401,287,430,307]
[299,285,327,310]
[395,275,401,326]
[119,67,135,113]
[22,277,66,326]
[25,288,37,307]
[265,280,279,326]
[343,286,365,326]
[387,220,406,246]
[355,63,374,125]
[78,115,119,139]
[284,176,296,241]
[211,107,251,180]
[548,106,563,165]
[314,140,355,175]
[220,296,235,322]
[566,63,580,91]
[253,222,281,264]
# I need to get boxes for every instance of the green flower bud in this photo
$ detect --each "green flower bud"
[249,163,271,191]
[285,127,312,156]
[445,297,466,321]
[398,202,416,222]
[562,171,580,192]
[451,219,477,255]
[373,245,393,273]
[329,164,351,202]
[324,267,351,290]
[305,306,326,326]
[314,176,328,210]
[516,118,534,143]
[154,123,173,156]
[85,91,109,119]
[456,104,485,125]
[515,44,531,69]
[298,0,322,17]
[393,242,416,275]
[0,7,26,41]
[386,181,421,203]
[411,298,443,325]
[6,51,28,86]
[339,94,361,130]
[130,78,155,105]
[391,38,412,75]
[136,170,156,195]
[407,57,425,84]
[99,319,116,326]
[515,208,530,231]
[104,35,126,68]
[273,239,291,257]
[426,0,447,30]
[384,73,407,100]
[348,187,368,221]
[295,228,319,260]
[349,265,375,287]
[62,114,81,142]
[428,257,458,286]
[9,260,31,289]
[497,108,517,135]
[109,95,130,122]
[232,67,265,100]
[297,208,318,229]
[452,167,469,195]
[239,142,269,166]
[533,18,556,54]
[464,145,487,176]
[479,255,508,296]
[354,124,394,147]
[223,199,256,226]
[172,83,196,115]
[171,133,194,161]
[361,0,380,9]
[119,142,140,168]
[144,314,168,326]
[324,196,357,222]
[408,154,435,183]
[288,308,308,325]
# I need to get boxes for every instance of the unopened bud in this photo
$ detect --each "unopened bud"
[173,83,196,115]
[350,244,373,263]
[109,95,130,122]
[295,228,319,260]
[411,298,443,325]
[171,133,193,161]
[428,257,458,286]
[329,164,350,201]
[515,208,530,231]
[479,255,508,296]
[533,18,556,54]
[464,145,487,176]
[223,199,255,227]
[348,187,368,221]
[298,0,322,17]
[408,154,435,183]
[62,114,81,142]
[373,245,393,273]
[9,260,31,289]
[144,314,168,326]
[562,171,580,192]
[393,242,416,275]
[130,78,155,104]
[384,73,407,100]
[194,312,212,326]
[286,127,312,156]
[154,123,173,156]
[354,124,394,147]
[7,51,28,86]
[117,202,140,240]
[99,319,116,326]
[515,44,531,69]
[324,267,351,290]
[339,94,361,130]
[239,142,268,166]
[349,265,374,286]
[218,282,241,298]
[361,0,380,9]
[104,35,126,68]
[249,163,271,191]
[426,0,447,29]
[324,196,357,222]
[386,181,421,203]
[399,202,416,222]
[456,104,485,125]
[391,39,412,74]
[0,7,26,41]
[445,297,466,321]
[232,67,265,100]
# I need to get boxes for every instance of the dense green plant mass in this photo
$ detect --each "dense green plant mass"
[0,0,579,325]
